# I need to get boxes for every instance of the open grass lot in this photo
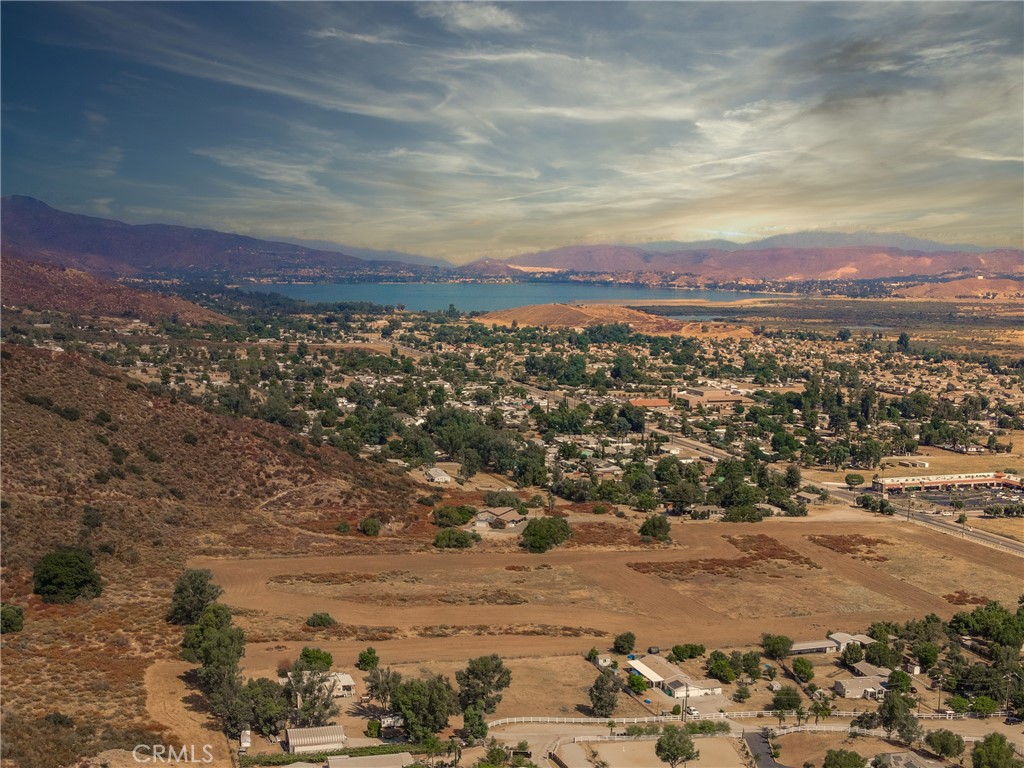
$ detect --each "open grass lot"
[971,516,1024,542]
[775,733,905,768]
[190,515,1023,723]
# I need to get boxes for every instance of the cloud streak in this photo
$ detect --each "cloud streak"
[2,2,1021,260]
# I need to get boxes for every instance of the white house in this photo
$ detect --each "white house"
[627,656,722,699]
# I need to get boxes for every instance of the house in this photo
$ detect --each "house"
[425,467,453,484]
[327,753,417,768]
[834,676,888,699]
[286,725,347,754]
[474,507,527,528]
[851,660,891,678]
[594,654,614,669]
[790,638,840,655]
[627,656,722,699]
[828,632,876,651]
[284,671,355,699]
[767,681,783,692]
[795,491,821,505]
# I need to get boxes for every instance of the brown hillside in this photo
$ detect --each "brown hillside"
[893,277,1024,299]
[480,303,751,338]
[1,344,418,570]
[0,343,419,752]
[1,252,233,324]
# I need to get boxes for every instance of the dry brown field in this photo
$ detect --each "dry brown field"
[971,517,1024,542]
[589,737,745,768]
[775,732,904,768]
[191,515,1023,723]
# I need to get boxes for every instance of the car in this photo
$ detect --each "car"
[910,686,918,694]
[1005,716,1023,725]
[685,706,700,717]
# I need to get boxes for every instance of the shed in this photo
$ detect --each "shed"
[286,725,346,754]
[425,467,453,483]
[239,729,251,753]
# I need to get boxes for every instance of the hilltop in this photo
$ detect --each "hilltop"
[893,277,1024,299]
[1,252,233,324]
[480,302,752,338]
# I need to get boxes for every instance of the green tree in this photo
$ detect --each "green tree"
[761,633,794,660]
[520,517,571,553]
[181,604,244,672]
[655,725,699,768]
[627,673,649,694]
[167,569,223,625]
[925,729,965,760]
[913,641,939,670]
[972,733,1023,768]
[298,646,333,671]
[639,514,671,541]
[792,658,814,683]
[365,666,402,711]
[589,670,619,717]
[811,699,833,724]
[946,694,970,714]
[0,604,25,633]
[32,547,102,603]
[844,474,865,491]
[286,663,341,727]
[462,703,487,740]
[822,749,866,768]
[392,674,459,741]
[771,686,801,711]
[357,646,380,671]
[970,696,999,718]
[613,632,636,654]
[887,670,912,694]
[241,677,288,736]
[877,693,916,739]
[455,654,512,714]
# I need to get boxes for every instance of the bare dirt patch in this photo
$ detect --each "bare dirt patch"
[144,660,232,767]
[806,534,892,561]
[944,590,991,606]
[627,534,819,579]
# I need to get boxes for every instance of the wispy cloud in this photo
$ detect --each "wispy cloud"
[417,3,524,33]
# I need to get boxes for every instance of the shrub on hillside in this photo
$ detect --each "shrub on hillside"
[306,612,337,628]
[32,547,102,603]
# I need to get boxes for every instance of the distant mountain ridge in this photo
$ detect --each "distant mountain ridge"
[630,232,994,253]
[4,196,1019,282]
[0,196,429,277]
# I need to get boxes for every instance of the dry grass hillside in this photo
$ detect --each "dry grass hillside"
[893,276,1024,299]
[1,252,232,325]
[0,343,417,764]
[480,302,752,338]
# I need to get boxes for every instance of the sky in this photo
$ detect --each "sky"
[2,2,1022,263]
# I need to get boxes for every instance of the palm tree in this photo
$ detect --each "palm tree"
[795,705,808,726]
[811,699,834,724]
[774,709,787,727]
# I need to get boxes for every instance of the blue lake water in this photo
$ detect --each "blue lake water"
[254,282,768,313]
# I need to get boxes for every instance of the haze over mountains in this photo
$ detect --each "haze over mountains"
[2,196,1020,283]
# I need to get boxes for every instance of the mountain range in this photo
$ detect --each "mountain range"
[2,196,1020,282]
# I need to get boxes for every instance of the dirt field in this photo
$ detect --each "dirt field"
[144,660,233,767]
[589,736,745,768]
[775,732,908,768]
[191,516,1022,717]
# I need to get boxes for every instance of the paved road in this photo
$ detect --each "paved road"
[742,732,789,768]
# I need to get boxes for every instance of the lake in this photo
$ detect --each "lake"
[255,282,767,312]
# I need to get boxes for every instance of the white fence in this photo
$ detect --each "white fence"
[489,709,1007,728]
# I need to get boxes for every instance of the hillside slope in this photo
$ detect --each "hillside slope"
[1,252,232,324]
